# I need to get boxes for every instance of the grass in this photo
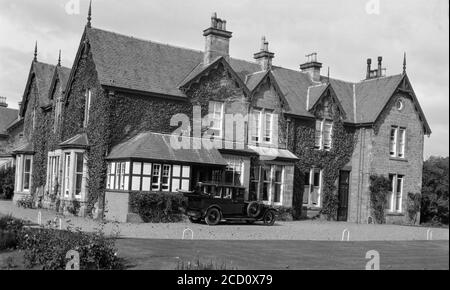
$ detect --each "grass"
[176,258,237,270]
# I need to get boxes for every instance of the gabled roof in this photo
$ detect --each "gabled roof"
[0,107,18,135]
[20,61,56,117]
[107,132,228,166]
[75,26,429,133]
[355,74,404,123]
[49,65,71,101]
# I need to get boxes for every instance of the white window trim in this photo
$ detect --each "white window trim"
[315,119,333,151]
[62,149,87,201]
[263,112,273,144]
[304,168,323,208]
[250,109,262,143]
[209,101,224,139]
[21,155,33,193]
[389,174,404,213]
[250,108,274,145]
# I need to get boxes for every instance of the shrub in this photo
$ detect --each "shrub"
[369,175,391,224]
[129,192,187,223]
[0,166,15,200]
[0,215,25,250]
[407,192,421,224]
[17,195,34,209]
[18,228,123,270]
[273,206,294,221]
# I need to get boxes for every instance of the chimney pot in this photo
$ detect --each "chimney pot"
[377,56,383,77]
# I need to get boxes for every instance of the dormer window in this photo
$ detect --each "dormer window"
[83,89,92,128]
[208,101,224,138]
[315,119,333,151]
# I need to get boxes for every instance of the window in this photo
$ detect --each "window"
[315,120,333,151]
[249,166,261,201]
[273,166,283,204]
[390,126,406,158]
[250,110,262,142]
[152,164,161,191]
[171,165,191,192]
[250,109,274,144]
[161,165,171,192]
[264,112,273,143]
[23,156,32,191]
[32,108,36,130]
[224,157,242,186]
[83,89,92,128]
[388,174,404,213]
[396,100,404,111]
[262,166,271,202]
[209,101,224,138]
[74,153,84,197]
[303,168,322,207]
[64,153,71,197]
[255,165,285,205]
[47,154,61,195]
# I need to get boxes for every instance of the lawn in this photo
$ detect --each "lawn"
[117,239,449,270]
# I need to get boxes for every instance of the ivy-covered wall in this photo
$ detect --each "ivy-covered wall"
[287,94,357,220]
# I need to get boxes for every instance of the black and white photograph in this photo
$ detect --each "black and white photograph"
[0,0,448,277]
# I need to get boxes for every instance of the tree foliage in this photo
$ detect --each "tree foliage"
[421,156,449,225]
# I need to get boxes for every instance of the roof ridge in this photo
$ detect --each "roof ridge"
[357,73,403,84]
[89,26,204,55]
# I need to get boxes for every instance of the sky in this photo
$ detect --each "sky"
[0,0,448,158]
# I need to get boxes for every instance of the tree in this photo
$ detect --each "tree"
[421,156,449,225]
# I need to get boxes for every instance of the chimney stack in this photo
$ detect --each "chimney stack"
[254,36,275,71]
[365,56,386,79]
[300,53,322,82]
[0,97,7,108]
[203,13,232,65]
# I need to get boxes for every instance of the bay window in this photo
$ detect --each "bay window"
[390,126,406,158]
[315,120,333,151]
[253,164,286,205]
[224,157,243,186]
[107,161,191,193]
[61,150,87,200]
[23,156,32,191]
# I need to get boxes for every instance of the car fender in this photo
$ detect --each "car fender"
[203,204,222,217]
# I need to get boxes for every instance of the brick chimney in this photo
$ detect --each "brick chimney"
[0,96,7,108]
[300,53,322,82]
[254,36,275,71]
[203,13,232,65]
[366,56,386,79]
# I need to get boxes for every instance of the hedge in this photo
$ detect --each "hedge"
[129,192,187,223]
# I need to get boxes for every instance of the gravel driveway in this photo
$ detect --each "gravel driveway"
[1,201,448,241]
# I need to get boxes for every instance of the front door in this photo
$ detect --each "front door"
[337,171,350,222]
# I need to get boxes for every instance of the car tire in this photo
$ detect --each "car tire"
[263,210,276,226]
[247,201,261,218]
[205,208,221,226]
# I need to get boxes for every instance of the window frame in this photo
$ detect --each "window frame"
[388,174,404,213]
[315,119,333,151]
[22,155,33,192]
[303,168,323,208]
[250,109,262,143]
[83,89,92,128]
[209,101,224,138]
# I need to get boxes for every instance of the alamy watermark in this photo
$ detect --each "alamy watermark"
[365,0,380,15]
[65,0,81,15]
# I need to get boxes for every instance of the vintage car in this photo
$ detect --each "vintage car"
[181,182,278,226]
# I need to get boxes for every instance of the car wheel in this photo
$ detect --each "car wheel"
[263,210,276,226]
[189,217,201,224]
[205,208,221,226]
[247,201,261,218]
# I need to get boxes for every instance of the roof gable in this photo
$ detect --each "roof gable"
[0,107,18,134]
[20,61,56,117]
[49,65,71,101]
[309,83,347,121]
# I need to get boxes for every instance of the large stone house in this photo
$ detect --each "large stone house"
[10,8,431,224]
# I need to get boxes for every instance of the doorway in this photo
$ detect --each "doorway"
[337,170,350,222]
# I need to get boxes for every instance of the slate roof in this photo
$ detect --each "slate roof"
[20,61,56,116]
[59,133,89,149]
[82,26,429,132]
[0,107,18,135]
[107,132,228,166]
